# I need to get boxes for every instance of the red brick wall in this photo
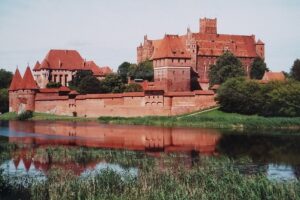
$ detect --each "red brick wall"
[33,92,216,117]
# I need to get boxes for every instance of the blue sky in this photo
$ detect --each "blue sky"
[0,0,299,73]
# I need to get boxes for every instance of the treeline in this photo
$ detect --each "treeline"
[212,53,300,117]
[0,69,13,114]
[217,78,300,117]
[65,60,153,94]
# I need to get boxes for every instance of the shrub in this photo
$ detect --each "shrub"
[124,83,143,92]
[46,82,62,88]
[217,78,300,117]
[17,110,33,121]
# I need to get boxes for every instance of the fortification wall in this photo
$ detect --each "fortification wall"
[33,91,216,117]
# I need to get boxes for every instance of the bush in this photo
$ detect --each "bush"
[46,82,62,88]
[124,83,143,92]
[0,89,8,113]
[17,110,33,121]
[217,78,300,117]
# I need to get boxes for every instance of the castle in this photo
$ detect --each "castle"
[33,49,112,88]
[9,17,267,117]
[137,18,265,90]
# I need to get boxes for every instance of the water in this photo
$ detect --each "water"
[0,120,300,182]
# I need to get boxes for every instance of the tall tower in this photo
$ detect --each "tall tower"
[199,18,217,34]
[9,67,39,114]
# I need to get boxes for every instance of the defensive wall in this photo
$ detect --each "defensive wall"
[33,90,216,117]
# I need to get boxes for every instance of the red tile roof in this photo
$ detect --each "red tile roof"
[34,49,112,76]
[9,68,23,91]
[21,67,39,90]
[149,33,261,59]
[262,71,285,82]
[152,35,191,59]
[59,86,71,92]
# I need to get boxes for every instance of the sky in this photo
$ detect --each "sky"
[0,0,299,74]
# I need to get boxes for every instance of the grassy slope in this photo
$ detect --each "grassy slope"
[98,110,300,130]
[1,110,300,129]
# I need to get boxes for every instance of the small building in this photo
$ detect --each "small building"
[261,71,285,83]
[33,49,112,88]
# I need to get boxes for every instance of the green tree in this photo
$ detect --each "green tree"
[208,51,245,86]
[132,60,154,81]
[291,59,300,81]
[0,89,9,113]
[117,62,131,83]
[78,76,102,94]
[260,81,300,117]
[46,82,62,88]
[124,83,143,92]
[216,77,263,115]
[69,70,93,89]
[101,74,125,93]
[250,57,269,79]
[0,69,13,89]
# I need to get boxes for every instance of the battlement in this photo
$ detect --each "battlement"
[199,18,217,34]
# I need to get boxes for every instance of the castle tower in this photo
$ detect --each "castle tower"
[8,68,23,112]
[152,35,192,92]
[199,18,217,34]
[256,39,265,59]
[9,67,39,114]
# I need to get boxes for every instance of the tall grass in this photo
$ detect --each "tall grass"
[1,145,300,199]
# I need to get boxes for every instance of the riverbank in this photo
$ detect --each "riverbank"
[1,144,300,200]
[1,109,300,130]
[98,109,300,130]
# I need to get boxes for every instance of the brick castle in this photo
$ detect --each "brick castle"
[137,18,264,90]
[9,18,266,117]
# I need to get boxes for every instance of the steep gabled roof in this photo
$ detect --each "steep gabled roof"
[21,66,39,90]
[152,35,190,59]
[34,49,112,76]
[33,61,41,71]
[9,68,23,91]
[39,49,84,70]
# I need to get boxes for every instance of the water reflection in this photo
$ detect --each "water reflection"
[5,121,221,154]
[1,120,300,181]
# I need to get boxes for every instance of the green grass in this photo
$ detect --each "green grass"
[1,109,300,130]
[1,145,300,200]
[0,112,96,122]
[98,109,300,130]
[0,112,17,120]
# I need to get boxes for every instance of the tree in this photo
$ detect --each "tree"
[208,51,245,86]
[216,77,263,115]
[0,89,9,113]
[260,81,300,117]
[291,59,300,81]
[101,74,125,93]
[46,82,62,88]
[124,83,143,92]
[131,60,154,81]
[250,57,269,79]
[69,70,93,89]
[117,62,131,83]
[0,69,13,89]
[78,76,102,94]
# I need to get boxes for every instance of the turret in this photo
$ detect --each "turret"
[9,66,39,114]
[256,39,265,59]
[199,18,217,34]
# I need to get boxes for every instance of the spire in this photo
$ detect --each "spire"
[21,66,39,90]
[9,68,23,91]
[33,61,41,71]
